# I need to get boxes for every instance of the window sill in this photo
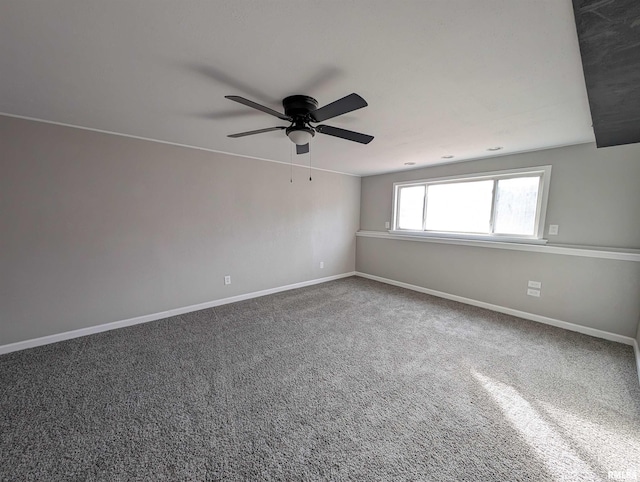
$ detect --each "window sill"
[356,230,640,262]
[387,230,548,245]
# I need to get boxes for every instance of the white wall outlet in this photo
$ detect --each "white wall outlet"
[527,288,540,297]
[548,224,559,235]
[528,280,542,289]
[320,261,324,269]
[385,221,390,229]
[224,275,231,285]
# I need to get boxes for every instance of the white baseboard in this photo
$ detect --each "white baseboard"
[0,272,356,355]
[4,270,639,387]
[634,340,640,386]
[355,272,636,346]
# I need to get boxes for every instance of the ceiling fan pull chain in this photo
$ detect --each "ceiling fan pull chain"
[290,142,293,183]
[309,149,312,181]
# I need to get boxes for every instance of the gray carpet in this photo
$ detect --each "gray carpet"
[1,277,639,481]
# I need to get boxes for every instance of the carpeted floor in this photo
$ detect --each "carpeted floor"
[1,277,639,481]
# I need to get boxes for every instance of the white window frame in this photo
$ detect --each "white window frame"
[391,165,552,244]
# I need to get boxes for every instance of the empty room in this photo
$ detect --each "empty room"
[1,1,639,480]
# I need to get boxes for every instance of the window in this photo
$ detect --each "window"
[392,166,551,242]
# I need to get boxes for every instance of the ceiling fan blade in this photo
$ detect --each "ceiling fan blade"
[315,125,374,144]
[227,126,286,138]
[296,143,310,155]
[225,96,292,121]
[311,93,368,122]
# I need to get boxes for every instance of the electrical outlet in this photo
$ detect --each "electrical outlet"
[528,280,541,289]
[527,288,540,297]
[548,224,559,235]
[224,275,231,285]
[320,261,324,269]
[385,221,390,229]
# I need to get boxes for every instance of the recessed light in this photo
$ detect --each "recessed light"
[404,162,416,166]
[441,155,454,159]
[487,146,503,151]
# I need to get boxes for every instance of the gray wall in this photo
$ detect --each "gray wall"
[0,116,361,345]
[358,142,640,338]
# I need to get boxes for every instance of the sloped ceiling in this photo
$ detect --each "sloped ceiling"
[0,1,595,175]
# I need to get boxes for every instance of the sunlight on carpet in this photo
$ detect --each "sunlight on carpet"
[473,370,596,480]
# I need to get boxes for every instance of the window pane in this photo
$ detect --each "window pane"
[425,180,493,233]
[494,177,540,235]
[397,185,425,230]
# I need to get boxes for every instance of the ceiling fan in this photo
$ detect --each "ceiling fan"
[225,93,373,154]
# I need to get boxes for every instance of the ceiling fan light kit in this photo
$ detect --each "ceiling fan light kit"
[286,125,315,145]
[225,93,373,155]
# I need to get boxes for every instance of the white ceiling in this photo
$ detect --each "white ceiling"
[0,1,594,176]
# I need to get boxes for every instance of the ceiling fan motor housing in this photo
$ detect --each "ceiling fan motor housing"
[282,95,318,120]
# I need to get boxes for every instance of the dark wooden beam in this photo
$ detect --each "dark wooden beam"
[572,0,640,147]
